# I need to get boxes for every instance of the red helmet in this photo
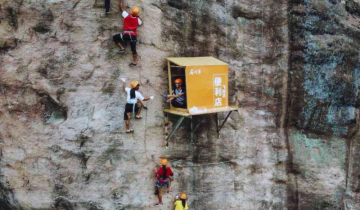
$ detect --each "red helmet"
[174,78,183,84]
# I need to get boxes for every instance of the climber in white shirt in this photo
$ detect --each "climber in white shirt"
[120,78,154,133]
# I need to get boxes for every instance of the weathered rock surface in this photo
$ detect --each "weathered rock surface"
[288,0,360,209]
[0,0,359,209]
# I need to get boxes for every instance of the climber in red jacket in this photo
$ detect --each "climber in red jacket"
[113,0,142,67]
[154,158,174,206]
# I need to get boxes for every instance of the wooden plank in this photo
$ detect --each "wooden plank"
[163,106,238,117]
[228,106,239,111]
[171,107,188,112]
[188,106,238,115]
[163,109,191,117]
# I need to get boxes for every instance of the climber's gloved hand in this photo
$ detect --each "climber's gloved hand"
[175,195,179,200]
[120,78,126,82]
[150,96,154,100]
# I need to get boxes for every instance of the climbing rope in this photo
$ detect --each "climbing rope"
[225,1,228,64]
[142,102,158,165]
[255,1,265,207]
[138,66,163,168]
[260,0,266,107]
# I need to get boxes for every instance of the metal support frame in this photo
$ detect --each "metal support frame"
[190,118,193,142]
[215,113,219,138]
[193,118,202,133]
[166,116,186,141]
[165,111,233,142]
[216,111,233,138]
[166,115,203,142]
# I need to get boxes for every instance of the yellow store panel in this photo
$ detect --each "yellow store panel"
[186,65,228,114]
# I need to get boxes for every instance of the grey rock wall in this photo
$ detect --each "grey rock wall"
[288,0,360,209]
[0,0,359,209]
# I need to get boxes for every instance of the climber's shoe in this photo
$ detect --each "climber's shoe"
[154,203,163,206]
[126,129,134,133]
[135,115,143,119]
[117,49,126,54]
[129,63,137,67]
[167,189,172,194]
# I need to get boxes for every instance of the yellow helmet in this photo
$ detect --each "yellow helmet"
[130,6,140,16]
[130,81,139,88]
[179,192,187,199]
[160,158,168,166]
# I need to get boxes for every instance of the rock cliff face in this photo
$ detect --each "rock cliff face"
[288,0,360,209]
[0,0,359,209]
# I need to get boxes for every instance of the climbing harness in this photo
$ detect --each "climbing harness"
[122,31,137,43]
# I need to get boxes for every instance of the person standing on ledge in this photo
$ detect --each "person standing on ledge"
[165,78,187,108]
[113,0,142,67]
[121,78,153,133]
